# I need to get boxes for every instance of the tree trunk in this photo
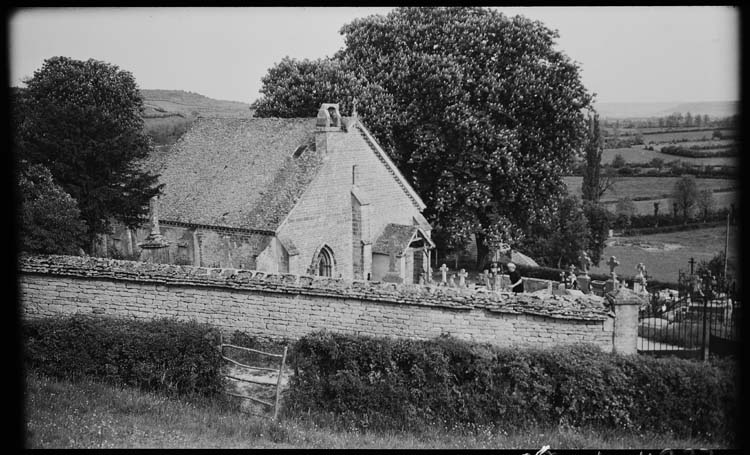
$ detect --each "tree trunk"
[475,232,491,271]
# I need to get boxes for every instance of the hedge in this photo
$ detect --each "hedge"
[660,145,736,158]
[22,315,224,398]
[611,210,732,232]
[287,331,738,441]
[620,219,730,236]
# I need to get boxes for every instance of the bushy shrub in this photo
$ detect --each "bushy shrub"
[287,331,738,441]
[22,315,224,398]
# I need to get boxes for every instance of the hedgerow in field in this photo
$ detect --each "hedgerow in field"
[22,315,224,398]
[287,331,738,441]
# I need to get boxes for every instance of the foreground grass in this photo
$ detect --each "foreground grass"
[24,371,730,449]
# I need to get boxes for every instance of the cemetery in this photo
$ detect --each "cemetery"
[13,6,740,450]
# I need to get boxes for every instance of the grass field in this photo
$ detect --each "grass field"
[641,129,734,143]
[588,226,739,283]
[656,139,735,149]
[600,191,737,216]
[563,176,737,202]
[608,126,716,136]
[24,370,730,449]
[601,146,738,166]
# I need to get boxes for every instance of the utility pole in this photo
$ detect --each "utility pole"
[689,257,696,276]
[723,212,729,286]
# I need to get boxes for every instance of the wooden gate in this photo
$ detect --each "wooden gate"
[219,335,288,420]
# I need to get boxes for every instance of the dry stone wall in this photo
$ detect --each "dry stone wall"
[18,255,618,351]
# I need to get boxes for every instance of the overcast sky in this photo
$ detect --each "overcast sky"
[8,6,740,105]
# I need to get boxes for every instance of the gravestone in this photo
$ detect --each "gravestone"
[577,251,592,294]
[439,263,449,286]
[490,263,501,291]
[448,274,456,288]
[381,252,404,284]
[457,269,468,288]
[566,264,578,290]
[482,270,491,288]
[604,255,620,294]
[633,262,648,294]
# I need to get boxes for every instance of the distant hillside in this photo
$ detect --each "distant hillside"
[595,101,737,119]
[139,89,255,145]
[140,89,254,118]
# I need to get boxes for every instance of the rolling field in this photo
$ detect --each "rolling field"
[589,226,739,283]
[563,176,737,202]
[601,146,737,166]
[600,190,737,216]
[641,129,734,143]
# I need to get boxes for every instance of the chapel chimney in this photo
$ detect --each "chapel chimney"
[315,102,343,156]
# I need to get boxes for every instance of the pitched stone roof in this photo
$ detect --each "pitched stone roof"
[372,224,419,255]
[141,117,323,231]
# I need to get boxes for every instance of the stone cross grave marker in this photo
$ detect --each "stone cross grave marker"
[633,262,648,293]
[635,263,647,283]
[490,263,498,291]
[607,256,620,281]
[566,264,577,289]
[579,251,592,277]
[439,264,449,286]
[457,269,468,288]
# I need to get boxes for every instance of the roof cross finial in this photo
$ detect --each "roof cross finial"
[352,98,358,117]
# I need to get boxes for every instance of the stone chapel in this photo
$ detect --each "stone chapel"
[104,103,434,284]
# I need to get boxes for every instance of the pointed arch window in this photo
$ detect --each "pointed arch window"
[316,245,335,277]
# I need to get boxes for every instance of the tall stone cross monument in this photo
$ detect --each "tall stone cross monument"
[138,196,171,263]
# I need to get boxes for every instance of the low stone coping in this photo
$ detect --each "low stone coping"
[18,255,612,321]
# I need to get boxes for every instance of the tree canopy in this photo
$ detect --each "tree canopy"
[13,56,162,249]
[255,7,593,267]
[673,175,699,222]
[16,161,88,255]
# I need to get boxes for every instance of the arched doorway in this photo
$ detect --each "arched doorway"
[313,245,335,277]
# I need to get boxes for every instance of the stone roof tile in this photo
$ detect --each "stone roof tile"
[372,224,418,255]
[140,117,322,230]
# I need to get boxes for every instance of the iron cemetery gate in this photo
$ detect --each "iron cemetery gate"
[637,265,740,360]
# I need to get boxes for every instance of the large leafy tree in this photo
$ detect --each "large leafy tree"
[581,112,615,202]
[673,175,699,223]
[253,56,398,151]
[256,7,593,267]
[519,195,590,269]
[13,57,162,250]
[16,161,88,255]
[581,200,611,266]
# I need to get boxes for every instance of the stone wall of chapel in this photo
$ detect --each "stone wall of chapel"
[107,221,271,271]
[278,127,428,280]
